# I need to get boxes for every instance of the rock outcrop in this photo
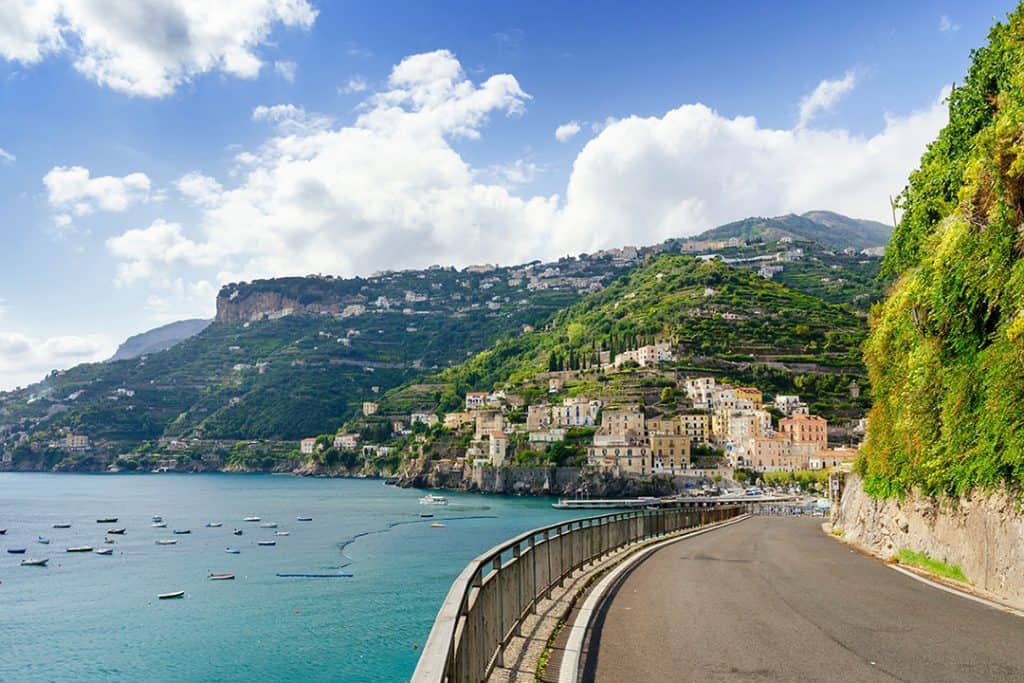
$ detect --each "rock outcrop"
[835,474,1024,609]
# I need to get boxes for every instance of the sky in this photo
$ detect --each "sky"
[0,0,1015,390]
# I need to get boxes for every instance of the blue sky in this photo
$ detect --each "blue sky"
[0,0,1014,389]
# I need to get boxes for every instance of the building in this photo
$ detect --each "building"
[527,404,551,430]
[474,411,505,440]
[362,401,379,416]
[548,377,564,393]
[587,442,651,476]
[774,395,808,416]
[646,416,681,435]
[779,414,828,449]
[613,342,674,368]
[734,387,763,409]
[680,413,711,444]
[750,414,830,471]
[649,433,691,473]
[551,397,603,427]
[684,377,716,408]
[488,432,509,467]
[411,411,439,426]
[334,433,360,450]
[810,447,859,470]
[711,386,737,410]
[599,406,645,437]
[443,412,473,429]
[300,438,316,455]
[465,392,488,410]
[528,428,567,444]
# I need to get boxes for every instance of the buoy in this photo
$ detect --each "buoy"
[294,609,301,614]
[412,644,418,650]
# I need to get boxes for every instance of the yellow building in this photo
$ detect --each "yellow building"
[734,386,763,408]
[649,434,691,473]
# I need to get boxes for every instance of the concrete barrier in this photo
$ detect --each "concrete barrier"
[411,505,745,682]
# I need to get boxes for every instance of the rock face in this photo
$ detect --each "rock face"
[835,475,1024,609]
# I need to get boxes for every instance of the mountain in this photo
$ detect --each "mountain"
[694,211,892,250]
[109,319,212,362]
[373,255,870,425]
[859,7,1024,498]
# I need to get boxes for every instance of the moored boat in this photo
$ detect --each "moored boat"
[232,528,243,536]
[7,547,27,554]
[419,513,434,518]
[224,547,241,554]
[430,522,446,528]
[276,572,353,578]
[209,573,235,580]
[94,547,113,555]
[172,529,191,534]
[21,558,48,567]
[158,591,185,600]
[37,536,50,544]
[296,516,313,522]
[107,528,126,535]
[243,516,260,522]
[257,540,276,546]
[155,539,177,545]
[419,494,448,506]
[205,522,223,528]
[274,531,289,536]
[52,523,71,529]
[152,521,167,528]
[66,545,92,552]
[0,528,6,534]
[96,517,118,524]
[152,516,163,523]
[259,522,277,528]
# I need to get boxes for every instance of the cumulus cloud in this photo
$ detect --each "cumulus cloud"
[939,15,960,33]
[0,146,15,164]
[0,0,317,97]
[176,172,223,207]
[105,51,948,296]
[274,59,296,82]
[252,103,332,134]
[555,120,581,142]
[43,165,151,216]
[0,330,114,391]
[340,75,368,94]
[798,71,857,128]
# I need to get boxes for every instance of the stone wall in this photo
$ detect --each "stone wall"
[834,474,1024,609]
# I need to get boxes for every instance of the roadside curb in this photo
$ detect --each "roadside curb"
[822,523,1024,619]
[556,513,751,683]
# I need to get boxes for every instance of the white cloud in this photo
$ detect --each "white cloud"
[0,330,114,391]
[43,165,151,216]
[939,15,960,33]
[176,172,223,207]
[555,120,581,142]
[340,75,368,94]
[0,146,15,164]
[798,71,857,128]
[106,219,216,285]
[0,1,317,97]
[105,52,948,299]
[144,278,217,324]
[252,103,332,134]
[274,59,297,82]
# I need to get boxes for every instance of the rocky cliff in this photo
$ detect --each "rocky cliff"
[834,475,1024,609]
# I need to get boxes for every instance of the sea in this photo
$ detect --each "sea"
[0,473,580,682]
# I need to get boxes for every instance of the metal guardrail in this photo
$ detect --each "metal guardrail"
[411,505,744,682]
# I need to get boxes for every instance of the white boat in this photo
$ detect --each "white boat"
[37,536,50,544]
[274,531,289,536]
[430,522,446,528]
[158,591,184,600]
[95,547,113,555]
[224,548,241,554]
[152,516,163,522]
[259,522,277,528]
[257,540,276,546]
[21,558,48,566]
[155,539,177,545]
[296,516,313,522]
[66,545,92,552]
[205,522,223,528]
[152,521,167,528]
[243,516,260,522]
[419,494,448,506]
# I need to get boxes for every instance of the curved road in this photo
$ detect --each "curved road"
[584,516,1023,682]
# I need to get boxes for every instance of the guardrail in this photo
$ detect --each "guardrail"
[411,505,744,682]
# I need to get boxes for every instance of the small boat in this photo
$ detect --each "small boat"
[224,548,241,554]
[7,547,27,554]
[243,516,260,522]
[0,528,6,534]
[172,529,191,534]
[152,522,167,528]
[94,547,113,555]
[52,523,71,529]
[276,572,353,578]
[104,538,116,544]
[205,522,223,528]
[21,558,48,567]
[67,545,92,552]
[155,539,177,545]
[152,516,163,522]
[96,518,118,524]
[259,522,277,529]
[274,531,289,536]
[430,522,446,528]
[37,536,50,544]
[419,494,448,506]
[420,513,434,518]
[158,591,185,600]
[257,540,276,547]
[232,529,243,536]
[296,516,313,522]
[107,528,126,535]
[209,573,235,580]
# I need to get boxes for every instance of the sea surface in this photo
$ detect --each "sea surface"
[0,473,579,682]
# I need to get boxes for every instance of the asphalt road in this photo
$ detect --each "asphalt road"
[584,516,1024,682]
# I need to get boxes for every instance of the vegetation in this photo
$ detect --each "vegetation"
[859,6,1024,497]
[896,548,969,584]
[692,212,891,251]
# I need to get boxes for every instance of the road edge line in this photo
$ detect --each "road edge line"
[557,513,751,683]
[886,564,1024,618]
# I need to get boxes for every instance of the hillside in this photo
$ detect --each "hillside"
[375,255,870,424]
[696,212,891,250]
[859,6,1024,497]
[109,318,211,361]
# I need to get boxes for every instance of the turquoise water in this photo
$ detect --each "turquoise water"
[0,473,579,682]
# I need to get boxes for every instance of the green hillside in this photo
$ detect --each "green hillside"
[696,212,891,250]
[378,255,870,422]
[859,5,1024,497]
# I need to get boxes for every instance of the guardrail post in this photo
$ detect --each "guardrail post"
[494,555,504,669]
[530,535,538,615]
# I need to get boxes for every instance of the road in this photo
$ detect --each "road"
[584,516,1024,682]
